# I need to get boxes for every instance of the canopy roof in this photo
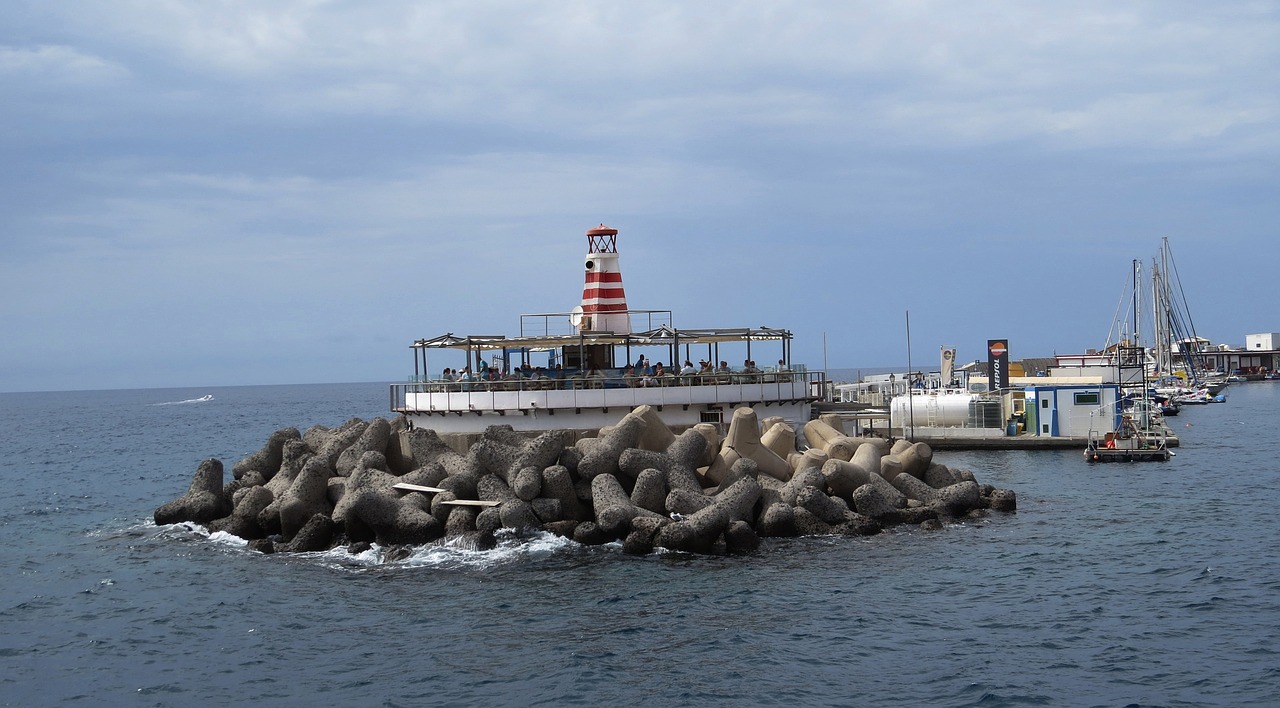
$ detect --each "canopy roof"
[411,324,792,352]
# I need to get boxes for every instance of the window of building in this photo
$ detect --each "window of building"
[1073,392,1100,405]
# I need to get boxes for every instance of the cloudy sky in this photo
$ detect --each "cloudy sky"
[2,1,1277,392]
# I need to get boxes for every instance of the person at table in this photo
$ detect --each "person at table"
[716,360,731,375]
[680,360,696,375]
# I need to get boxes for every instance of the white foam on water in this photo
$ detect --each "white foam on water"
[304,530,586,572]
[150,394,214,406]
[138,519,603,571]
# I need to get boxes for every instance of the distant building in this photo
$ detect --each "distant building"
[1246,333,1280,351]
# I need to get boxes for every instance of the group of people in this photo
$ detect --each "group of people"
[437,362,570,384]
[432,355,794,390]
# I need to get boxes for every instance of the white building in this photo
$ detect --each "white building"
[1245,333,1280,351]
[1022,384,1121,438]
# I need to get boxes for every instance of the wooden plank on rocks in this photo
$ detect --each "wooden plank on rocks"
[439,499,502,507]
[392,482,447,494]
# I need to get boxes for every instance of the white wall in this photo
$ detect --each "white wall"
[1245,333,1280,350]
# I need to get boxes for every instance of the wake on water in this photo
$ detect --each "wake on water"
[151,394,214,406]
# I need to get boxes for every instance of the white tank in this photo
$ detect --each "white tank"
[890,392,989,428]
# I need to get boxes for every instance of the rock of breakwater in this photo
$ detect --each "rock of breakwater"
[717,407,792,482]
[155,459,230,525]
[208,485,273,540]
[803,418,858,462]
[335,417,392,476]
[232,427,300,480]
[156,405,1018,557]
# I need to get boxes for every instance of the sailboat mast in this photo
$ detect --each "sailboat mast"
[1152,255,1164,375]
[1131,259,1141,349]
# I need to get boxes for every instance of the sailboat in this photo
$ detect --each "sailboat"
[1085,258,1173,463]
[1150,237,1228,401]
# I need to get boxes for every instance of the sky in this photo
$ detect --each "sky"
[2,1,1278,392]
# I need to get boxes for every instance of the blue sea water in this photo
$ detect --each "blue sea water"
[1,382,1278,707]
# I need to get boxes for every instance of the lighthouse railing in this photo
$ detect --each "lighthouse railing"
[391,369,827,414]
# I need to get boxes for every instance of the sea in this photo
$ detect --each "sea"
[1,381,1277,707]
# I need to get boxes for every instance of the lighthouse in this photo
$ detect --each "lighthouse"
[574,224,631,334]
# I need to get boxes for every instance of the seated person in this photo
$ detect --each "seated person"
[648,362,668,385]
[680,360,696,376]
[716,360,731,375]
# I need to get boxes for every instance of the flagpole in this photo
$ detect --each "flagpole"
[906,310,914,440]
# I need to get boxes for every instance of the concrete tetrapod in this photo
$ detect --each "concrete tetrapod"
[626,406,678,453]
[232,427,300,480]
[309,419,369,473]
[790,448,829,476]
[653,476,762,553]
[264,440,313,498]
[802,419,858,462]
[277,456,335,542]
[208,485,274,540]
[713,407,793,482]
[760,421,797,460]
[577,416,643,482]
[155,459,231,526]
[335,417,392,476]
[591,473,663,537]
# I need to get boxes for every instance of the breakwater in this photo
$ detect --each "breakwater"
[155,405,1016,555]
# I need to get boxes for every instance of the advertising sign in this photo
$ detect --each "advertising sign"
[988,339,1009,390]
[941,347,956,385]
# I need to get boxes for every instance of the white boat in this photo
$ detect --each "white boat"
[389,225,824,434]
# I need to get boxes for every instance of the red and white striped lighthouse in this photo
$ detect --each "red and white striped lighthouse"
[574,224,631,334]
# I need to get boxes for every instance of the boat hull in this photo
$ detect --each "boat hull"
[1085,447,1172,463]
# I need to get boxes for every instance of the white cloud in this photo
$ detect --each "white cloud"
[0,44,128,83]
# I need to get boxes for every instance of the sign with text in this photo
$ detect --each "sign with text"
[988,339,1010,391]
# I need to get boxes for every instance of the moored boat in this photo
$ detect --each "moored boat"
[1084,259,1173,463]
